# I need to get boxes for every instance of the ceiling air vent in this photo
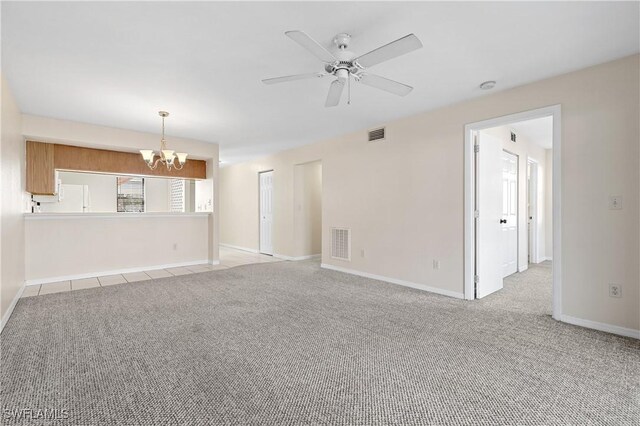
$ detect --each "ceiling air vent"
[368,127,386,142]
[331,228,351,261]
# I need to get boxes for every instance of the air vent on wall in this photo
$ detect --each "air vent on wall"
[331,228,351,261]
[368,127,386,142]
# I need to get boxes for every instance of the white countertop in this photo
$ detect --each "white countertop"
[24,212,212,220]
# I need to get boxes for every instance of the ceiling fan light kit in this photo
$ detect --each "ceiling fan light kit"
[262,30,423,107]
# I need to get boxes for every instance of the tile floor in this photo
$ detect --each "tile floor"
[22,247,281,298]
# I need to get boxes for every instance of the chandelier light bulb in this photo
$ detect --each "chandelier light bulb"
[176,152,188,164]
[162,150,175,161]
[140,150,154,162]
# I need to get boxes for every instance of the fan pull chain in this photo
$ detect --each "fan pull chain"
[347,73,351,105]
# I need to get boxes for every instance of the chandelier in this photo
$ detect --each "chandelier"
[140,111,188,171]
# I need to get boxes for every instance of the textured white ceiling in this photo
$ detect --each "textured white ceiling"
[2,2,638,163]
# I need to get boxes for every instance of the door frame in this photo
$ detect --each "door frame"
[258,169,274,255]
[464,105,561,321]
[527,157,539,265]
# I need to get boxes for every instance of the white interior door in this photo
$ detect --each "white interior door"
[259,171,274,255]
[527,161,538,264]
[502,151,518,277]
[476,132,504,298]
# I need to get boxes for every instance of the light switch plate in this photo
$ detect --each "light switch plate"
[609,195,623,210]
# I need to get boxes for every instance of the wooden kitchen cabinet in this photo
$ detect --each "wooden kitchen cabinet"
[26,141,56,195]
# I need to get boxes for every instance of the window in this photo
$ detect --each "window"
[117,177,144,212]
[169,179,186,212]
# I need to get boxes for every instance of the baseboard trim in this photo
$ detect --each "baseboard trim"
[294,254,321,261]
[219,243,259,254]
[560,314,639,339]
[0,283,25,334]
[26,259,213,286]
[320,263,464,299]
[274,254,321,261]
[518,265,529,273]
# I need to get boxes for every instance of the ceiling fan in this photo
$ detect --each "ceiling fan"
[262,31,423,107]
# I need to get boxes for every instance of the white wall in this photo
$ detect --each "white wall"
[25,214,210,282]
[293,161,322,257]
[145,177,169,212]
[0,75,26,331]
[195,179,213,212]
[185,180,195,212]
[220,55,640,332]
[534,159,547,263]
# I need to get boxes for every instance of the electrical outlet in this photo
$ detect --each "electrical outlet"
[173,243,178,251]
[609,284,622,298]
[433,260,440,270]
[360,249,365,258]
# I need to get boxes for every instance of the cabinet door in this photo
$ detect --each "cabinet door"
[26,141,55,195]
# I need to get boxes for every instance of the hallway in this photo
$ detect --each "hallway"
[479,262,553,316]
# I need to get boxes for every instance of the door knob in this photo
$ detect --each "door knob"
[500,219,507,224]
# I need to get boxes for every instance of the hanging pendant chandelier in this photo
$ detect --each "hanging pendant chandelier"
[140,111,188,171]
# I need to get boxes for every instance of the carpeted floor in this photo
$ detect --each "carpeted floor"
[1,261,638,425]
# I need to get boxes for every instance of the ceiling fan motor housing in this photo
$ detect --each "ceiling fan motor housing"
[326,54,362,78]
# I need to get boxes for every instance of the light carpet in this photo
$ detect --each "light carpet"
[1,261,638,425]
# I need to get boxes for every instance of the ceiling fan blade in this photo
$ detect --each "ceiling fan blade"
[325,79,345,107]
[354,34,422,68]
[358,74,413,96]
[285,30,336,63]
[262,72,326,85]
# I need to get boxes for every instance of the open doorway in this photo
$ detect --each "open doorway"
[465,106,559,318]
[293,160,322,260]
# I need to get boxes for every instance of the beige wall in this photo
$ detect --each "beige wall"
[293,160,322,257]
[1,75,26,330]
[482,125,549,266]
[25,214,209,282]
[220,55,640,332]
[21,115,220,263]
[219,164,261,251]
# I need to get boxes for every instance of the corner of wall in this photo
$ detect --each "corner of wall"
[0,74,27,331]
